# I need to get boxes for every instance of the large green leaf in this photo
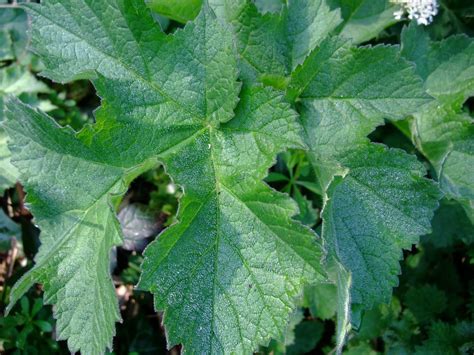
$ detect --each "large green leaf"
[287,36,441,348]
[289,37,432,189]
[152,0,343,85]
[5,101,130,354]
[321,145,440,351]
[5,1,324,353]
[410,101,473,217]
[401,24,474,218]
[401,23,474,102]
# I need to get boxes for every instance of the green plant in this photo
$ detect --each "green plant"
[1,0,472,354]
[0,296,58,354]
[0,6,49,189]
[266,150,321,227]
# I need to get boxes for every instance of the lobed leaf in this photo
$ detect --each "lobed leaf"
[401,23,474,218]
[2,1,453,353]
[285,32,441,350]
[289,37,432,189]
[5,1,325,353]
[5,100,128,354]
[213,0,342,82]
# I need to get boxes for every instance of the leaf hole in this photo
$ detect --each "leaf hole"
[37,79,100,131]
[368,119,417,154]
[118,166,181,254]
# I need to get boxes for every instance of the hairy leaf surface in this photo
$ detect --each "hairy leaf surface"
[5,1,324,353]
[2,1,452,354]
[289,37,432,189]
[5,100,127,354]
[401,24,474,217]
[286,35,441,348]
[401,23,474,101]
[216,1,443,350]
[212,0,341,83]
[323,145,440,308]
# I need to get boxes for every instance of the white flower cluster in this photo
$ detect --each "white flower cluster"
[391,0,439,25]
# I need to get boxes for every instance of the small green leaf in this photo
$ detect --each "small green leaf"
[404,285,448,324]
[265,172,290,183]
[16,324,34,350]
[295,180,322,195]
[329,0,397,44]
[355,298,401,340]
[424,199,474,248]
[415,321,473,354]
[304,282,337,320]
[20,297,29,316]
[293,187,319,227]
[34,320,54,333]
[30,298,43,318]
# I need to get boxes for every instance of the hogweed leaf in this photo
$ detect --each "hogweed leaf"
[321,145,441,351]
[219,2,442,349]
[323,145,441,308]
[286,36,441,349]
[411,101,474,217]
[4,99,128,354]
[5,1,325,353]
[401,23,474,101]
[401,23,474,217]
[215,0,342,82]
[289,37,432,189]
[137,84,326,353]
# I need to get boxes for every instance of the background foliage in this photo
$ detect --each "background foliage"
[0,0,473,354]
